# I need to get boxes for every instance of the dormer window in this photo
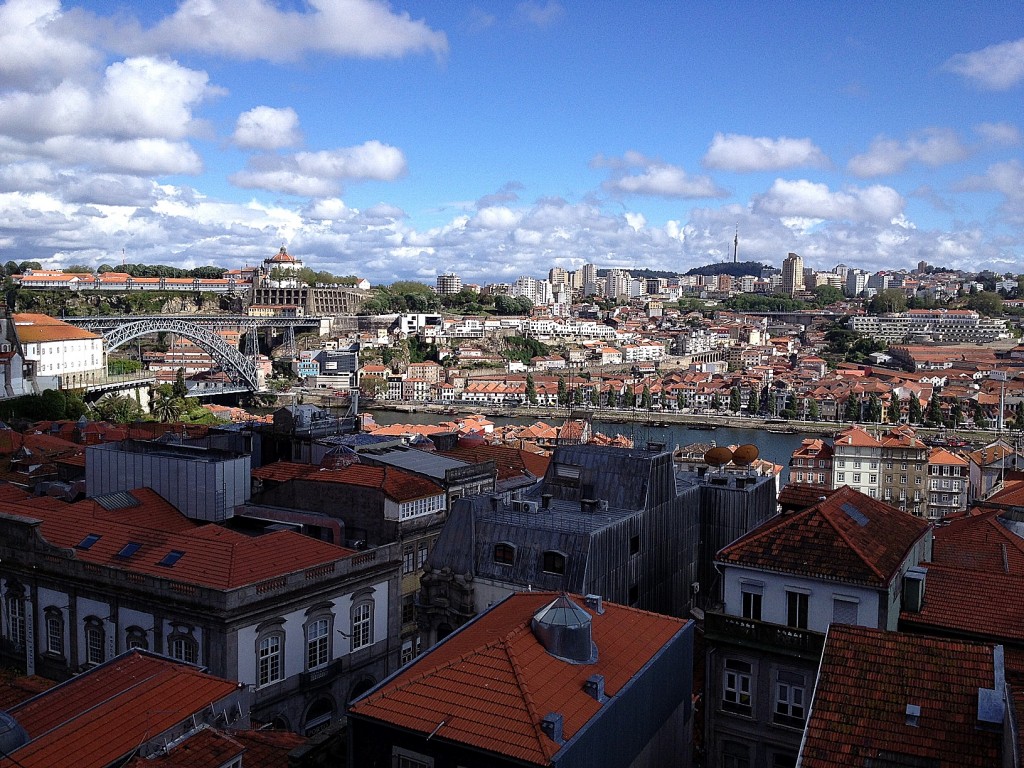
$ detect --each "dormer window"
[494,543,515,565]
[541,551,566,575]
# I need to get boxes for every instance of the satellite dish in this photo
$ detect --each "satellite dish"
[732,444,760,466]
[704,446,734,466]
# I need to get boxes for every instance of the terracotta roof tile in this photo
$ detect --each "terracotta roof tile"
[718,486,929,586]
[800,625,1002,768]
[253,460,444,501]
[126,727,305,767]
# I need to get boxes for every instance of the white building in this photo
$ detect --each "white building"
[832,426,882,498]
[13,313,105,390]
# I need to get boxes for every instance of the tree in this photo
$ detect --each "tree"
[867,288,907,315]
[63,264,93,274]
[151,395,183,423]
[573,387,584,406]
[973,400,989,429]
[589,386,599,407]
[710,393,722,411]
[907,395,923,424]
[623,387,636,408]
[813,285,845,307]
[950,400,964,427]
[557,376,568,406]
[525,373,537,405]
[965,291,1003,317]
[173,368,189,399]
[93,393,142,423]
[807,397,820,421]
[843,394,860,422]
[641,384,652,410]
[887,396,902,423]
[866,394,882,423]
[730,386,742,413]
[926,391,945,426]
[747,388,760,414]
[607,388,617,408]
[676,390,685,410]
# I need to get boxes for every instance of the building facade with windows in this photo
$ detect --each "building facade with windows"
[703,486,931,768]
[0,486,400,735]
[830,426,881,498]
[12,313,105,390]
[877,427,929,516]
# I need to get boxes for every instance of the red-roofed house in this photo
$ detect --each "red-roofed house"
[0,487,401,734]
[704,486,931,766]
[349,592,695,768]
[12,313,104,390]
[926,446,969,519]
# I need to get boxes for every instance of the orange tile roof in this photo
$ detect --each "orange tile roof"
[718,486,929,586]
[799,625,1002,768]
[126,727,305,767]
[349,592,687,766]
[252,461,444,501]
[12,313,101,343]
[4,652,241,768]
[0,489,355,589]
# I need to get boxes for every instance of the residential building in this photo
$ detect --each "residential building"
[0,486,401,733]
[831,426,881,498]
[349,592,695,768]
[968,441,1020,502]
[877,427,929,516]
[787,439,833,487]
[705,486,931,767]
[925,446,969,519]
[798,625,1008,768]
[13,313,104,390]
[780,253,804,297]
[435,272,462,295]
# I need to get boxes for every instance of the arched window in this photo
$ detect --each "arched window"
[494,542,516,565]
[258,633,284,686]
[169,634,198,665]
[350,601,373,651]
[44,609,64,657]
[306,617,330,671]
[84,618,105,666]
[541,550,566,575]
[303,697,335,736]
[125,626,148,651]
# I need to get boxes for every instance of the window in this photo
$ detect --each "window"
[169,635,198,664]
[630,534,640,555]
[870,462,877,470]
[401,637,422,665]
[869,474,876,484]
[85,620,105,666]
[5,593,25,648]
[852,473,861,483]
[832,597,858,625]
[401,594,415,624]
[258,634,283,686]
[125,627,148,651]
[837,472,845,482]
[417,541,428,568]
[722,741,751,768]
[351,601,373,651]
[494,543,515,565]
[722,659,753,714]
[901,475,908,485]
[541,551,566,575]
[741,586,763,621]
[307,618,330,671]
[786,591,808,629]
[393,747,433,768]
[44,610,64,656]
[402,546,414,574]
[774,671,806,727]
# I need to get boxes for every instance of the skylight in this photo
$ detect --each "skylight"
[115,542,142,559]
[76,533,101,550]
[157,550,185,567]
[840,502,869,527]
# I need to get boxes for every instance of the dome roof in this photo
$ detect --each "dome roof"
[0,710,28,755]
[531,594,597,664]
[269,246,297,263]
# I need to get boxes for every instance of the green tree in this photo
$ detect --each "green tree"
[843,394,861,421]
[623,387,636,408]
[747,388,760,414]
[907,395,923,424]
[557,376,568,406]
[973,400,988,429]
[173,368,189,399]
[965,291,1003,317]
[807,397,820,421]
[887,396,902,423]
[730,386,742,413]
[94,393,142,423]
[710,393,722,411]
[63,264,93,274]
[573,387,584,406]
[607,387,617,408]
[676,390,685,410]
[867,288,908,315]
[589,386,599,407]
[641,384,652,410]
[866,394,882,423]
[813,285,845,307]
[926,391,945,426]
[151,395,183,423]
[525,373,537,405]
[950,400,964,427]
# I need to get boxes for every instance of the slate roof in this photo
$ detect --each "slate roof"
[799,625,1003,768]
[717,485,929,586]
[349,592,687,766]
[3,652,241,768]
[0,488,355,589]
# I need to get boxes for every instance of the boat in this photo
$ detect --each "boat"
[689,425,717,431]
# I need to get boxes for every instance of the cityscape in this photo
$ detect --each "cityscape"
[1,2,1024,768]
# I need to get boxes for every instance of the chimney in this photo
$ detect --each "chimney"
[977,645,1006,730]
[540,712,564,743]
[584,674,606,702]
[542,493,553,510]
[905,703,920,727]
[584,594,604,614]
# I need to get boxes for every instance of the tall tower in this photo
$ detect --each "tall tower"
[733,228,739,264]
[781,252,805,296]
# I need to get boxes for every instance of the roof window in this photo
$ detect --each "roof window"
[76,533,101,550]
[115,542,142,559]
[158,550,185,567]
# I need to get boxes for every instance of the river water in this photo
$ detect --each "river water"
[366,409,812,470]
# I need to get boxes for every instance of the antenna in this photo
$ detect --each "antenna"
[733,227,739,264]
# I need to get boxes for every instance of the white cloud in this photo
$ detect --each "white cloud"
[598,152,727,199]
[470,206,521,230]
[233,106,301,150]
[975,121,1022,147]
[703,133,828,172]
[944,37,1024,90]
[130,0,448,62]
[230,140,407,196]
[753,179,904,223]
[0,0,99,90]
[847,128,968,177]
[516,1,565,28]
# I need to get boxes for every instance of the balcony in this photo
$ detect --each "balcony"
[704,611,826,661]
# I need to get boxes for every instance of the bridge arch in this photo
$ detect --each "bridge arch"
[100,318,263,391]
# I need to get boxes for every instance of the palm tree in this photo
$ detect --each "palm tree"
[151,395,183,423]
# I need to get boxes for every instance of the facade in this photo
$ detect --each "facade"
[0,486,401,733]
[787,439,833,487]
[877,427,929,516]
[925,446,969,519]
[830,426,881,498]
[13,313,105,390]
[435,273,462,295]
[848,309,1007,344]
[349,592,695,768]
[780,253,804,297]
[704,486,931,768]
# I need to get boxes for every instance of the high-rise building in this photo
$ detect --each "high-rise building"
[436,273,462,295]
[781,252,805,296]
[548,267,569,286]
[581,263,598,286]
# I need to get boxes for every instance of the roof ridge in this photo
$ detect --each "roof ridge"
[503,627,559,762]
[818,489,889,582]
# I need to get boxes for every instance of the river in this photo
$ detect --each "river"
[366,409,811,470]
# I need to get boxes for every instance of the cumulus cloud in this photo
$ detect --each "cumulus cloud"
[703,133,829,172]
[596,152,727,199]
[753,179,904,223]
[960,160,1024,223]
[230,140,407,196]
[975,121,1022,147]
[517,1,565,28]
[233,106,301,150]
[476,181,523,209]
[0,0,99,91]
[128,0,448,62]
[944,37,1024,90]
[847,128,968,177]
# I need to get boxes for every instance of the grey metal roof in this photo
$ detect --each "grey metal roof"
[359,446,467,480]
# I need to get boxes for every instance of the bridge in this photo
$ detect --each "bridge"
[64,314,327,392]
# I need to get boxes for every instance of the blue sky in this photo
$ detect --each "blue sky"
[1,0,1023,284]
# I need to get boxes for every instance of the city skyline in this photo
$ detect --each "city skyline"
[1,0,1023,284]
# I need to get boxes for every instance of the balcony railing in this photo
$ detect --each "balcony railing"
[704,611,826,660]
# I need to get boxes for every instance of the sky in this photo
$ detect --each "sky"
[1,0,1023,285]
